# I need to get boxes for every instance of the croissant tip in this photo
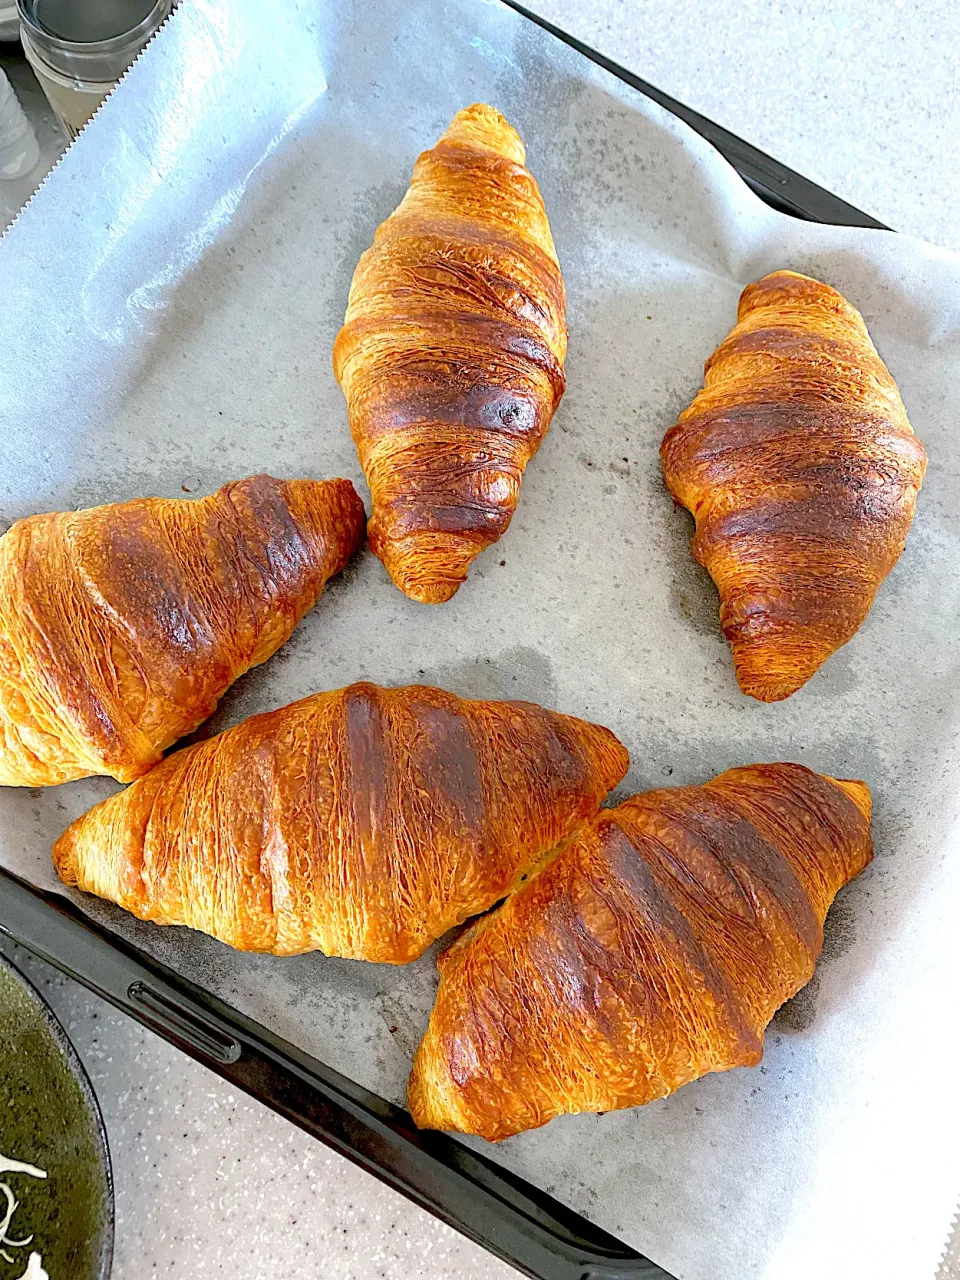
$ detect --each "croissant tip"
[374,531,480,604]
[454,101,507,123]
[738,269,852,322]
[827,776,872,822]
[735,670,807,703]
[51,827,79,885]
[408,1058,474,1136]
[397,576,464,605]
[754,268,814,286]
[440,103,525,164]
[732,644,827,702]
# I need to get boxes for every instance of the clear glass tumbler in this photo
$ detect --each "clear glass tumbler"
[18,0,173,140]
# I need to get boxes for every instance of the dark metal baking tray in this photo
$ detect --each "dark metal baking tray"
[0,5,884,1278]
[506,0,888,230]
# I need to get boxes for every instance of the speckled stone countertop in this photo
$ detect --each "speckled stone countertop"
[2,2,959,1277]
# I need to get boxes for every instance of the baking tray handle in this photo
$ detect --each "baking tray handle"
[502,0,888,229]
[0,865,673,1280]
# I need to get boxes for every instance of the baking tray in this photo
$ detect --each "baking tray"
[0,7,883,1278]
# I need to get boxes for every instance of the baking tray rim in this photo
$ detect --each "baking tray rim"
[0,4,885,1278]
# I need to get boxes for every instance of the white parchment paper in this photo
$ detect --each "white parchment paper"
[1,2,959,1277]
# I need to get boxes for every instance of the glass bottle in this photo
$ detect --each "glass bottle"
[18,0,173,140]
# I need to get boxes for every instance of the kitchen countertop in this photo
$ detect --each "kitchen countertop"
[0,939,513,1280]
[2,2,959,1276]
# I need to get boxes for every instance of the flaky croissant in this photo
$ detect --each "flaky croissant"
[409,762,872,1140]
[661,270,927,701]
[333,103,567,603]
[53,682,627,963]
[0,475,364,786]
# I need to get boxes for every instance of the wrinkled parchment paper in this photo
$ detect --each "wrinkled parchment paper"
[1,2,959,1276]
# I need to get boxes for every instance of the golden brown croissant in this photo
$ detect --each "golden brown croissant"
[0,475,364,786]
[53,682,627,962]
[409,762,872,1140]
[661,270,927,701]
[333,103,567,603]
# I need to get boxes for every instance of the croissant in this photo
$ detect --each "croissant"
[333,103,567,603]
[0,475,364,786]
[409,762,872,1140]
[53,682,627,962]
[660,270,927,701]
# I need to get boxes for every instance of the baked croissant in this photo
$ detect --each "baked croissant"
[661,270,927,701]
[409,762,872,1140]
[0,475,364,786]
[333,103,567,603]
[53,682,627,963]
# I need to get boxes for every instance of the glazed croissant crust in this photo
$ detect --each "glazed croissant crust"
[53,682,627,963]
[0,475,364,786]
[409,763,872,1140]
[334,103,567,603]
[661,270,927,701]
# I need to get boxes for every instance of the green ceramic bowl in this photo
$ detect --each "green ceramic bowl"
[0,953,113,1279]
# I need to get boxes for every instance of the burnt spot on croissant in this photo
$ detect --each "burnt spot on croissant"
[648,793,822,952]
[708,324,892,378]
[664,402,925,464]
[221,473,316,584]
[699,488,910,545]
[413,699,486,831]
[372,380,547,440]
[577,818,762,1055]
[89,510,211,655]
[344,683,391,860]
[660,270,926,701]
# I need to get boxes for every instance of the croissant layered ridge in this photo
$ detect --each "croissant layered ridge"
[53,682,628,963]
[409,763,872,1140]
[0,475,365,785]
[334,104,567,603]
[661,270,926,700]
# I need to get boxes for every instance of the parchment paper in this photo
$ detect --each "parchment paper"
[1,2,959,1277]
